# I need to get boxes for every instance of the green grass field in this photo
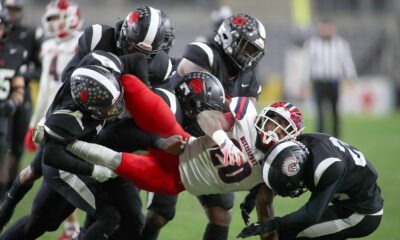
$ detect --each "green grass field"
[4,112,400,239]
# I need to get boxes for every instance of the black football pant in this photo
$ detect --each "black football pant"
[312,80,340,137]
[279,205,383,240]
[6,90,32,186]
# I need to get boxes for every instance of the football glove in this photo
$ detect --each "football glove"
[212,130,246,166]
[237,220,276,239]
[91,165,116,183]
[240,193,256,226]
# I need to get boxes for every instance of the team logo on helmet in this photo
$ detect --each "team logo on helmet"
[281,156,300,177]
[189,77,204,94]
[128,11,140,24]
[231,15,247,26]
[79,89,89,102]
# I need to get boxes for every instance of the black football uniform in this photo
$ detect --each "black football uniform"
[180,41,261,99]
[61,24,149,85]
[7,24,42,164]
[274,133,383,240]
[0,80,143,240]
[0,42,25,176]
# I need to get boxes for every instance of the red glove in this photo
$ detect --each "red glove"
[24,128,37,152]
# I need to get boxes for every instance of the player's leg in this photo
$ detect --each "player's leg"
[6,95,32,188]
[42,165,120,240]
[120,74,190,139]
[116,152,184,195]
[141,193,178,240]
[198,193,235,240]
[330,81,340,138]
[106,177,144,239]
[0,120,9,199]
[312,81,325,133]
[279,205,382,240]
[0,180,75,240]
[0,147,42,231]
[67,140,184,194]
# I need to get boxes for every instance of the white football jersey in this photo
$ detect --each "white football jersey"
[179,97,264,196]
[29,32,82,128]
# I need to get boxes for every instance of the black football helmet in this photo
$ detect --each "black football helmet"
[117,6,165,55]
[175,72,225,120]
[215,13,266,71]
[4,0,24,25]
[262,141,308,198]
[0,2,11,42]
[161,11,175,53]
[70,65,124,120]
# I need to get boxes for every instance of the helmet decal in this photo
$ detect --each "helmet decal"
[189,77,204,94]
[128,11,140,24]
[281,156,300,177]
[79,89,89,102]
[231,15,247,27]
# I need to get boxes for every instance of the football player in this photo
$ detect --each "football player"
[0,56,127,240]
[175,13,265,105]
[165,14,266,239]
[237,135,383,239]
[0,0,83,238]
[3,0,42,190]
[0,2,25,199]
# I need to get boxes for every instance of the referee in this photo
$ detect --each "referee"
[303,19,357,137]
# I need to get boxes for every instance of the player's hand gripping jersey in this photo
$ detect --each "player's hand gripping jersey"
[179,97,264,196]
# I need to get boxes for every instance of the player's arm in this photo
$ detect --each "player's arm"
[177,58,208,77]
[197,110,246,166]
[0,76,24,117]
[197,110,233,135]
[255,185,278,240]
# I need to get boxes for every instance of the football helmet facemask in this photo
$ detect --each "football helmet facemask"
[215,13,266,71]
[117,6,165,55]
[161,12,175,53]
[263,141,308,198]
[255,101,304,152]
[70,65,124,121]
[42,0,82,38]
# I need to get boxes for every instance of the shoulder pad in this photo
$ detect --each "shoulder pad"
[183,42,214,69]
[229,97,256,121]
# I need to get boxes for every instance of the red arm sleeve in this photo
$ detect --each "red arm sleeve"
[120,74,190,139]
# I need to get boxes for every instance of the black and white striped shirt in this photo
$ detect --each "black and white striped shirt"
[303,35,357,81]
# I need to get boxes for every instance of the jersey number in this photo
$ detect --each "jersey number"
[50,55,59,81]
[329,137,366,167]
[210,139,252,183]
[0,69,15,100]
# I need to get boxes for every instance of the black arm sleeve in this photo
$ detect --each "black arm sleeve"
[275,161,346,233]
[95,118,158,152]
[0,99,17,117]
[43,141,94,175]
[120,53,150,87]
